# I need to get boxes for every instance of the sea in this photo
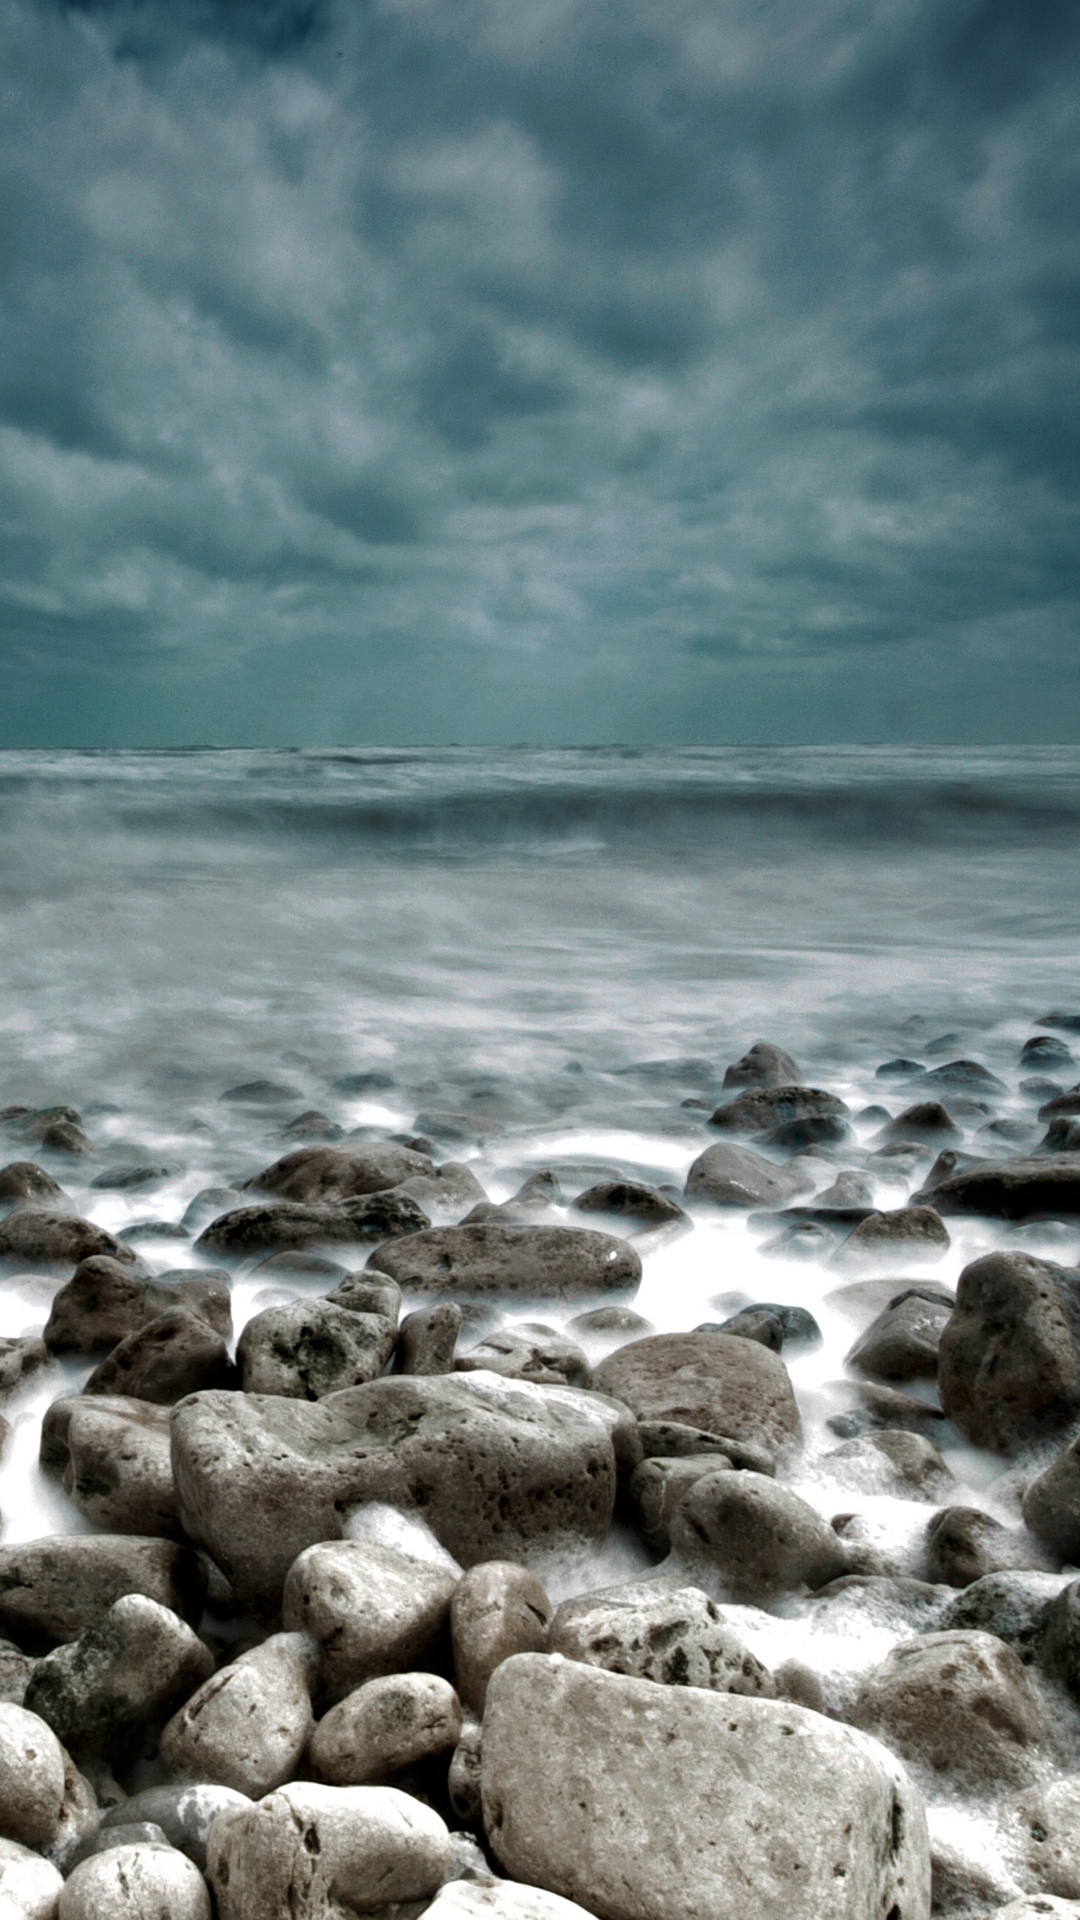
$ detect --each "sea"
[3,743,1080,1880]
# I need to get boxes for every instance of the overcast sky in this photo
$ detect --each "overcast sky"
[1,0,1078,745]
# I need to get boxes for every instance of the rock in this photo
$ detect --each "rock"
[568,1306,654,1347]
[310,1671,462,1784]
[1011,1776,1080,1900]
[832,1207,949,1267]
[399,1163,491,1219]
[282,1542,457,1705]
[826,1379,950,1442]
[100,1784,251,1872]
[593,1333,799,1457]
[59,1843,210,1919]
[42,1395,180,1538]
[0,1536,206,1652]
[824,1429,954,1500]
[205,1782,448,1920]
[451,1565,552,1714]
[0,1212,135,1269]
[425,1883,598,1920]
[629,1455,733,1547]
[90,1162,180,1192]
[395,1303,463,1375]
[722,1042,801,1089]
[0,1333,49,1401]
[845,1291,953,1381]
[245,1143,434,1202]
[237,1299,396,1399]
[481,1654,929,1920]
[938,1252,1080,1452]
[449,1722,483,1823]
[941,1571,1071,1657]
[548,1582,773,1696]
[0,1837,64,1919]
[670,1470,848,1603]
[705,1303,822,1351]
[195,1192,431,1259]
[684,1141,814,1208]
[280,1111,344,1142]
[989,1899,1080,1919]
[221,1079,303,1105]
[456,1325,590,1389]
[569,1182,689,1231]
[0,1702,66,1847]
[332,1071,394,1093]
[930,1830,1022,1917]
[83,1309,233,1404]
[1035,1579,1080,1694]
[853,1630,1049,1789]
[924,1508,1056,1588]
[919,1156,1080,1220]
[1024,1441,1080,1559]
[0,1639,33,1705]
[180,1188,243,1232]
[879,1102,962,1146]
[325,1271,402,1320]
[24,1594,213,1759]
[0,1161,67,1206]
[1023,1036,1074,1068]
[373,1224,642,1303]
[161,1633,315,1798]
[708,1085,848,1137]
[921,1059,1007,1093]
[174,1375,616,1617]
[43,1260,231,1357]
[414,1110,504,1146]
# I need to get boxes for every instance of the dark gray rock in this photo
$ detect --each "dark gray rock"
[24,1593,213,1758]
[846,1291,952,1380]
[1035,1579,1080,1695]
[245,1142,434,1202]
[722,1043,801,1090]
[0,1212,135,1269]
[456,1324,590,1388]
[280,1111,344,1141]
[938,1252,1080,1452]
[547,1582,774,1695]
[179,1188,243,1233]
[684,1141,815,1208]
[44,1259,231,1357]
[1022,1036,1074,1069]
[594,1332,800,1457]
[42,1395,180,1539]
[83,1309,233,1404]
[941,1571,1072,1658]
[707,1084,848,1137]
[0,1536,206,1652]
[0,1334,48,1400]
[237,1298,396,1399]
[394,1303,463,1375]
[0,1162,67,1207]
[283,1540,458,1704]
[634,1418,775,1475]
[451,1562,552,1714]
[90,1163,180,1192]
[921,1060,1008,1094]
[173,1374,618,1616]
[670,1470,847,1603]
[373,1223,642,1302]
[853,1630,1050,1789]
[825,1429,954,1500]
[918,1156,1080,1220]
[924,1508,1057,1587]
[195,1191,431,1259]
[878,1102,962,1145]
[832,1207,949,1267]
[221,1079,303,1104]
[707,1303,822,1352]
[629,1455,733,1548]
[569,1182,689,1230]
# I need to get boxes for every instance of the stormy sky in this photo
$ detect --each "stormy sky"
[1,0,1078,745]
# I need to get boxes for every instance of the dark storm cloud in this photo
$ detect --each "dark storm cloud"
[0,0,1078,743]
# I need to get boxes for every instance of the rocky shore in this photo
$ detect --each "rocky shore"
[3,1029,1080,1918]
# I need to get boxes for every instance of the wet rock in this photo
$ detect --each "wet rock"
[920,1156,1080,1220]
[634,1418,775,1475]
[332,1071,395,1094]
[0,1837,64,1917]
[0,1332,48,1401]
[175,1374,616,1617]
[761,1111,850,1149]
[878,1102,962,1146]
[1036,1579,1080,1695]
[161,1633,315,1798]
[282,1541,457,1705]
[0,1638,33,1704]
[0,1701,66,1847]
[481,1653,929,1920]
[846,1291,953,1380]
[630,1453,734,1546]
[310,1671,462,1785]
[0,1536,206,1652]
[449,1721,483,1823]
[938,1252,1080,1452]
[456,1325,590,1388]
[281,1111,344,1141]
[414,1110,504,1147]
[925,1508,1057,1588]
[876,1059,925,1080]
[568,1305,654,1345]
[670,1470,848,1603]
[221,1079,303,1105]
[395,1303,463,1375]
[83,1308,233,1404]
[1023,1036,1074,1069]
[759,1218,839,1259]
[833,1206,950,1267]
[684,1141,815,1208]
[824,1429,954,1500]
[569,1182,689,1231]
[922,1059,1008,1094]
[1024,1441,1080,1559]
[0,1161,67,1207]
[100,1784,251,1873]
[814,1170,875,1207]
[826,1379,950,1442]
[547,1582,773,1696]
[930,1831,1022,1916]
[399,1163,491,1221]
[0,1211,135,1269]
[42,1395,180,1538]
[451,1565,551,1714]
[594,1332,800,1457]
[707,1303,822,1351]
[206,1781,448,1920]
[90,1161,180,1192]
[707,1084,848,1137]
[180,1188,243,1233]
[44,1259,231,1357]
[1011,1776,1080,1900]
[59,1842,210,1918]
[246,1143,434,1202]
[373,1223,642,1302]
[853,1630,1050,1789]
[196,1191,431,1259]
[723,1042,801,1089]
[237,1299,396,1399]
[24,1593,213,1759]
[942,1571,1071,1657]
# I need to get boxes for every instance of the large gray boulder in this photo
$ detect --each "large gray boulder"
[0,1535,206,1651]
[853,1630,1050,1790]
[722,1043,801,1090]
[44,1259,231,1356]
[244,1143,434,1202]
[24,1593,213,1759]
[83,1308,233,1403]
[173,1375,617,1616]
[707,1085,848,1135]
[593,1332,800,1457]
[237,1299,396,1399]
[481,1654,930,1920]
[195,1192,430,1259]
[916,1156,1080,1219]
[373,1224,642,1301]
[669,1471,847,1604]
[0,1211,135,1269]
[846,1292,952,1380]
[938,1253,1080,1451]
[283,1541,457,1704]
[43,1395,180,1538]
[684,1142,814,1208]
[1025,1442,1080,1560]
[206,1782,448,1920]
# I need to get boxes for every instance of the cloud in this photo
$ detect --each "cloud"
[0,0,1077,743]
